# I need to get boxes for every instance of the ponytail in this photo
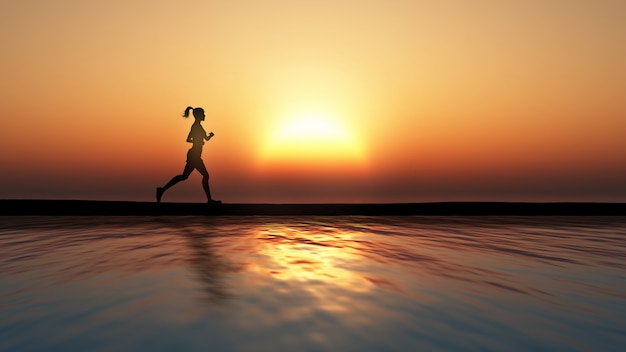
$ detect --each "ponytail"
[182,106,193,118]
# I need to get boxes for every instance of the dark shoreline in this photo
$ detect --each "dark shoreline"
[1,199,626,216]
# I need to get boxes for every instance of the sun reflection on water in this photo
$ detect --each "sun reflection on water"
[252,226,373,293]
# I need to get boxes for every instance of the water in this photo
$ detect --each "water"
[1,216,625,351]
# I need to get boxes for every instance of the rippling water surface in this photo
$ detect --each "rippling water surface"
[1,216,625,351]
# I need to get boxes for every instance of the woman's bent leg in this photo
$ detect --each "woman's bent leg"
[157,164,193,202]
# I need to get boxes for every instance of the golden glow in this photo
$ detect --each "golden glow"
[260,110,366,166]
[251,227,371,292]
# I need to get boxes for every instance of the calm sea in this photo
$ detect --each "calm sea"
[1,216,625,351]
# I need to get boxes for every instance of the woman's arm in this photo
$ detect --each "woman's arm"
[205,132,215,141]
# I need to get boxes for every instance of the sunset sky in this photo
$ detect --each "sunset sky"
[1,0,625,203]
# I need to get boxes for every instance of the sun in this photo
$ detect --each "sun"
[259,110,366,167]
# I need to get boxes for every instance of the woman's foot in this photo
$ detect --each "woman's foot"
[156,187,164,203]
[207,199,221,205]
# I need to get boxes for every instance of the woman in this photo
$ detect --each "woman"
[156,106,221,204]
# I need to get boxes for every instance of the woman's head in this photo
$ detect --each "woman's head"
[183,106,205,121]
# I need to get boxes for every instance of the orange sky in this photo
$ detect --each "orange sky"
[1,0,625,203]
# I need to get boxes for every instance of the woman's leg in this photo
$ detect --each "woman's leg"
[157,163,194,202]
[196,161,214,202]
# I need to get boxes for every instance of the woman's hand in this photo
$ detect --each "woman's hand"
[206,132,215,140]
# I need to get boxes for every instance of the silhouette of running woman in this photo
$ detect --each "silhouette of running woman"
[156,107,221,204]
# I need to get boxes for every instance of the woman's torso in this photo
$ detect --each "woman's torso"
[187,122,206,159]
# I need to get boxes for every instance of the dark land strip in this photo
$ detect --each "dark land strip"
[1,200,626,216]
